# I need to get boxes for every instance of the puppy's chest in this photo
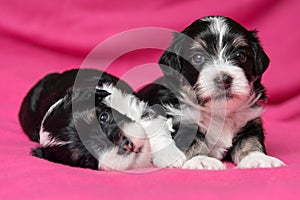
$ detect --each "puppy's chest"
[199,106,263,159]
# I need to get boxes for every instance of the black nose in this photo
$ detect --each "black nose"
[214,74,233,89]
[117,137,141,154]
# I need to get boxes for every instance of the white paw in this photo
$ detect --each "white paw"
[238,152,285,169]
[151,142,186,168]
[166,153,186,168]
[182,156,226,170]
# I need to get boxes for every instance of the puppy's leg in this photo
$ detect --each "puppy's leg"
[182,133,226,170]
[231,119,285,168]
[142,116,186,168]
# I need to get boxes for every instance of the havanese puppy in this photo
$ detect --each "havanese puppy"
[19,69,185,171]
[137,16,285,169]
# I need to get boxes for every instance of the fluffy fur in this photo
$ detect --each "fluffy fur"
[19,69,185,170]
[98,84,186,168]
[137,16,285,169]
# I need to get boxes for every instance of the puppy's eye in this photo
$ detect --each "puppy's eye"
[236,51,247,63]
[192,53,205,65]
[99,113,109,123]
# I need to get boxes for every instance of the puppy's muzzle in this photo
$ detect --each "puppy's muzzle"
[118,137,142,154]
[117,123,150,155]
[214,73,233,90]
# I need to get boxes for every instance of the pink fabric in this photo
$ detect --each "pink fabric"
[1,0,299,199]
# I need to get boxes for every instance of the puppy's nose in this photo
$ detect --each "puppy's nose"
[118,137,142,154]
[118,137,133,154]
[118,123,150,155]
[214,74,233,89]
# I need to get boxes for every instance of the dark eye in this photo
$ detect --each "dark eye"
[192,53,205,65]
[236,51,247,63]
[99,112,109,123]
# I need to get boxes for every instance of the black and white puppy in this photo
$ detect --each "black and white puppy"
[19,69,185,170]
[138,16,285,169]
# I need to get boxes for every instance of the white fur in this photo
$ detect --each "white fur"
[192,62,263,159]
[98,147,152,171]
[98,84,148,123]
[182,155,226,170]
[209,17,228,59]
[197,64,250,102]
[121,122,150,153]
[205,96,264,159]
[97,123,149,170]
[139,115,186,168]
[97,84,186,168]
[40,131,71,147]
[206,17,228,39]
[238,151,285,168]
[165,86,263,160]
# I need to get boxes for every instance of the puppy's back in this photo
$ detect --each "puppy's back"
[19,69,133,142]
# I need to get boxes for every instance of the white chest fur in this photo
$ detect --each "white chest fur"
[200,102,264,159]
[165,95,264,160]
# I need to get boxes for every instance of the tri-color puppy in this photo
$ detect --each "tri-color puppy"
[138,16,285,169]
[19,69,185,170]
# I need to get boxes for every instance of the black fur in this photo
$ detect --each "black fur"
[138,16,277,168]
[19,69,132,142]
[159,19,269,86]
[19,69,140,170]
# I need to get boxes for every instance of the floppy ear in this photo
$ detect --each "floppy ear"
[250,30,270,76]
[159,32,185,79]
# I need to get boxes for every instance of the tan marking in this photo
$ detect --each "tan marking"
[184,138,210,160]
[231,137,264,164]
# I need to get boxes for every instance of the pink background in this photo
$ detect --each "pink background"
[0,0,300,199]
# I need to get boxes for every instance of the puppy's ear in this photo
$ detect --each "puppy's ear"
[250,30,270,76]
[159,32,185,79]
[95,89,111,101]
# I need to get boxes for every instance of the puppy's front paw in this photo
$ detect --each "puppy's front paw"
[152,142,186,168]
[166,152,186,168]
[182,155,226,170]
[238,152,285,169]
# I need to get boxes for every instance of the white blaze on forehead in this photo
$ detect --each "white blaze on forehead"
[202,17,230,62]
[209,17,229,52]
[98,84,148,123]
[97,84,174,133]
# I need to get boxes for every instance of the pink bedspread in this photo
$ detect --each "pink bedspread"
[1,0,299,199]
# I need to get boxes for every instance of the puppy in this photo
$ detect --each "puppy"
[137,16,285,169]
[19,69,185,170]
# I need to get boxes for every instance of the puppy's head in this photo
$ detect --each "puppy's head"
[34,86,152,171]
[159,16,269,107]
